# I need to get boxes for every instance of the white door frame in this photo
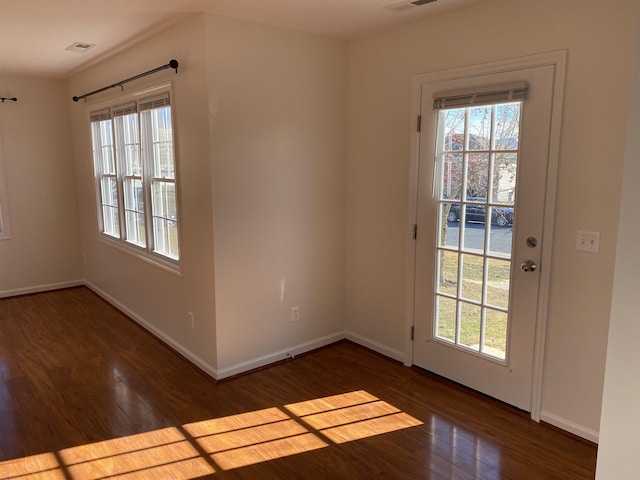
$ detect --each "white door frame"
[404,50,567,421]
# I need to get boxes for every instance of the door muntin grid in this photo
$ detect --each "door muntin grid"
[433,102,522,361]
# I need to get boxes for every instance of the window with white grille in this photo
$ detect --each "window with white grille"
[89,86,179,266]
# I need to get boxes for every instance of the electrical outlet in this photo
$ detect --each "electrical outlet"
[291,306,300,322]
[188,312,195,329]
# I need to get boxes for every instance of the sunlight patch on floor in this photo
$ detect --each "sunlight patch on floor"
[0,391,423,479]
[284,390,424,444]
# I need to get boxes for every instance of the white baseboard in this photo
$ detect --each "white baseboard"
[87,283,395,381]
[345,330,405,363]
[540,410,599,443]
[83,283,405,381]
[215,332,346,380]
[85,281,219,380]
[0,280,84,299]
[85,281,347,381]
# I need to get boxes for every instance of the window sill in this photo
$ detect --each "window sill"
[97,234,182,277]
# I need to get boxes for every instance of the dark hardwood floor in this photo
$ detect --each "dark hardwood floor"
[0,287,596,479]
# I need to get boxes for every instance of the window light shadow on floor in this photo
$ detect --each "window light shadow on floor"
[0,390,423,480]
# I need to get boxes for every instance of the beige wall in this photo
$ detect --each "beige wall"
[67,13,348,376]
[0,75,82,295]
[596,9,640,477]
[346,0,638,439]
[68,14,218,372]
[205,14,348,374]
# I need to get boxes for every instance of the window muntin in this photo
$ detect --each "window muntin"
[90,88,179,265]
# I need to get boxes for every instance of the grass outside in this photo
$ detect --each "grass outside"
[436,250,511,358]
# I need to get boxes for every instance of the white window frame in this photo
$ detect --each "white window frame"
[0,137,11,240]
[88,84,181,272]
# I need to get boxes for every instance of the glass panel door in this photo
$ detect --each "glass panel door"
[413,60,562,412]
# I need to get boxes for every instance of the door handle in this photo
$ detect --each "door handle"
[521,260,537,272]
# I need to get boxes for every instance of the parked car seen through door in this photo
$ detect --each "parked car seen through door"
[446,197,513,227]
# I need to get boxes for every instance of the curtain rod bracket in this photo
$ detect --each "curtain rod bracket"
[72,59,179,103]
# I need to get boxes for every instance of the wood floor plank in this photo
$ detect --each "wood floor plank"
[0,287,596,479]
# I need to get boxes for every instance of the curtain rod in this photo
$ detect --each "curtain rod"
[0,97,17,103]
[72,59,178,103]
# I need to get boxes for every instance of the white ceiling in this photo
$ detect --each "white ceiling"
[0,0,492,79]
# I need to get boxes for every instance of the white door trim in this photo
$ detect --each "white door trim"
[404,50,567,422]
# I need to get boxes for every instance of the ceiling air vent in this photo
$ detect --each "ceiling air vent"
[65,42,96,53]
[384,0,437,12]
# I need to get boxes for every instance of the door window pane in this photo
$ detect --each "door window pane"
[468,106,491,150]
[486,258,510,309]
[436,250,458,296]
[441,203,459,248]
[459,303,481,351]
[462,213,485,252]
[483,310,508,359]
[461,254,483,303]
[465,153,489,199]
[441,153,463,200]
[487,219,513,257]
[492,153,517,205]
[436,296,456,343]
[442,109,465,151]
[493,103,520,150]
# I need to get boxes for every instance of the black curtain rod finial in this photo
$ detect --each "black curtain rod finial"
[0,97,18,103]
